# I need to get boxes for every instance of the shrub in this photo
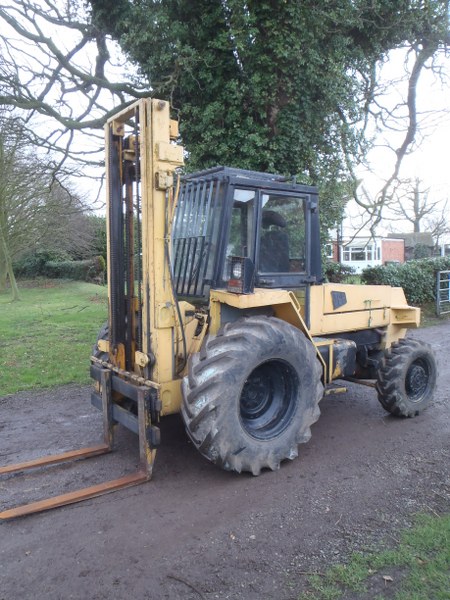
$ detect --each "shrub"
[13,250,70,278]
[43,256,105,282]
[413,243,431,259]
[14,249,106,283]
[324,261,355,283]
[361,257,450,305]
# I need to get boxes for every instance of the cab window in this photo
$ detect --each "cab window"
[259,194,306,273]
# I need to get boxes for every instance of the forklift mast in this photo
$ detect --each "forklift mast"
[105,99,184,384]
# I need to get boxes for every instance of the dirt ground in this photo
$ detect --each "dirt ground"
[0,324,449,600]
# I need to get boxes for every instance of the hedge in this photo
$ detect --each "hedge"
[324,261,355,283]
[14,252,105,283]
[13,250,70,278]
[361,257,450,305]
[44,256,105,282]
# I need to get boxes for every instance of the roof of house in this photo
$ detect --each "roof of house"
[340,236,403,247]
[387,232,434,247]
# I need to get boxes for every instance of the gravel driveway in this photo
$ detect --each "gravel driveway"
[0,324,449,599]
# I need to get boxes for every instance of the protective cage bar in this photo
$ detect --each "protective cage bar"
[172,177,223,298]
[0,368,155,520]
[436,270,450,316]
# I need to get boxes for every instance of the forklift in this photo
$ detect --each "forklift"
[0,98,436,519]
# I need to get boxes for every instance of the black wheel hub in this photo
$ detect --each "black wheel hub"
[405,358,430,402]
[240,360,298,440]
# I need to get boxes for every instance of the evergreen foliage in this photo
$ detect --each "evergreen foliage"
[14,253,106,283]
[361,257,450,304]
[324,261,355,283]
[90,0,449,229]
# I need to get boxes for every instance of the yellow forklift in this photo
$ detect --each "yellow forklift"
[0,99,436,519]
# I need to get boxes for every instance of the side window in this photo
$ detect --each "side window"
[223,188,255,279]
[259,194,306,274]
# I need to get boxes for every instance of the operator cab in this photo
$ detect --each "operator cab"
[172,166,322,300]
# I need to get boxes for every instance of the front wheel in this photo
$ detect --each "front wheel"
[376,338,436,417]
[181,316,324,475]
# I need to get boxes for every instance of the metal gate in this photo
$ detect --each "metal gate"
[436,270,450,316]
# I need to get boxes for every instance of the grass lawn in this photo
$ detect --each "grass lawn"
[299,513,450,600]
[0,279,108,396]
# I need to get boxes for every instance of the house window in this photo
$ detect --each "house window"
[325,243,333,258]
[343,244,375,261]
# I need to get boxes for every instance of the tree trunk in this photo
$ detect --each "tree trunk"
[0,245,7,292]
[0,227,20,301]
[413,184,421,232]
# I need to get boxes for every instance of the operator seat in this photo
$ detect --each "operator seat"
[260,231,290,272]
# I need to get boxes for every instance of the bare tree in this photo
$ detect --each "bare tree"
[0,116,95,300]
[37,181,98,259]
[0,117,49,299]
[383,178,450,254]
[427,200,450,251]
[389,178,440,233]
[341,35,450,238]
[0,0,150,174]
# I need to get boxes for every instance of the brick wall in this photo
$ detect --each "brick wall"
[382,239,404,263]
[332,241,339,261]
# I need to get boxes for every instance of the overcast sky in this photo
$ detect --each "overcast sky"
[344,47,450,238]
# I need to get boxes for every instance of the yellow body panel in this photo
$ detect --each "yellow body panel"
[210,288,321,360]
[309,283,419,346]
[211,284,418,340]
[159,380,183,416]
[210,288,303,331]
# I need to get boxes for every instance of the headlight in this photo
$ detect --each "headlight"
[227,256,255,295]
[232,262,243,279]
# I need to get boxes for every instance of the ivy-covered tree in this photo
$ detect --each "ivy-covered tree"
[0,1,448,230]
[89,0,449,228]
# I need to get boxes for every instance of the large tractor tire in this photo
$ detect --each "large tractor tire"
[181,316,324,475]
[376,338,436,417]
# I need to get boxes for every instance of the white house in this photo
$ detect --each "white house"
[327,236,405,274]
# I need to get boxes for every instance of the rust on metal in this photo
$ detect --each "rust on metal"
[0,444,110,476]
[0,471,149,520]
[324,386,348,396]
[345,377,377,388]
[0,365,156,520]
[90,355,160,389]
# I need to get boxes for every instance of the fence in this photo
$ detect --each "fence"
[436,270,450,316]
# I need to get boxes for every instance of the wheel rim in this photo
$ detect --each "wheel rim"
[405,357,431,402]
[240,360,298,440]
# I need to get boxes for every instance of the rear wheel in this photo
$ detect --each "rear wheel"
[376,338,436,417]
[182,316,323,475]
